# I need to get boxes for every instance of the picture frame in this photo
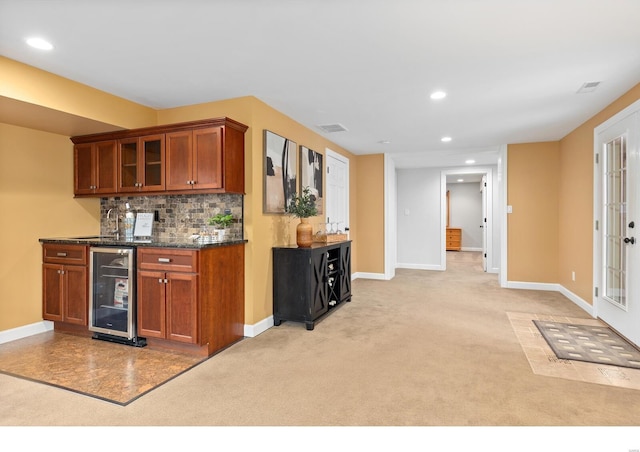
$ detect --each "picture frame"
[299,145,323,215]
[264,130,297,214]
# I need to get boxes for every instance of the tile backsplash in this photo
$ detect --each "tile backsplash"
[100,193,243,241]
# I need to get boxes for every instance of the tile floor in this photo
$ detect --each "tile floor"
[0,331,206,405]
[508,311,640,390]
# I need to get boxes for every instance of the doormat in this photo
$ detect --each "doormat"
[533,320,640,370]
[0,331,208,406]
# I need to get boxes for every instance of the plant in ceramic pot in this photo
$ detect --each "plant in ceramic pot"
[208,213,234,241]
[288,186,318,248]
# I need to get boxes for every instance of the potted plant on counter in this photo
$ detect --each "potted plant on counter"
[288,186,318,248]
[208,213,234,241]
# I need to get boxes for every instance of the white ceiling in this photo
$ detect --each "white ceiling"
[1,0,640,169]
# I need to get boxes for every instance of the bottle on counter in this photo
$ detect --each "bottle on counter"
[124,202,135,241]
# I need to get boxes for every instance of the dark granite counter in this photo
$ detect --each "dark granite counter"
[39,236,247,249]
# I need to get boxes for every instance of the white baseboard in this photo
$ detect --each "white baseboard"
[461,247,483,252]
[395,264,444,271]
[0,321,53,345]
[244,317,272,338]
[506,280,595,318]
[352,271,388,280]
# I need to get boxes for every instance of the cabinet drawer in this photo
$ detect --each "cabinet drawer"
[138,248,198,272]
[43,244,88,265]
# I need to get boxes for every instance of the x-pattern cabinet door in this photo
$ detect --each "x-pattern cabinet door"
[310,249,329,319]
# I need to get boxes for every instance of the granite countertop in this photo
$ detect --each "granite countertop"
[39,235,247,249]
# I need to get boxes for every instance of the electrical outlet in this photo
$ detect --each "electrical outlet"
[572,271,576,281]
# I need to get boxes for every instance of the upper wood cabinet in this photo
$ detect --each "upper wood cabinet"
[166,127,222,191]
[74,140,117,195]
[71,117,247,197]
[118,134,165,193]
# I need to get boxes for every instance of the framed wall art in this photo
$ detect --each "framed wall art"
[264,130,297,214]
[299,145,323,215]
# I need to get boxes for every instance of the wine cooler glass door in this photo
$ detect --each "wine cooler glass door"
[89,247,135,339]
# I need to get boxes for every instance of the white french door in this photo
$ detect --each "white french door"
[595,106,640,345]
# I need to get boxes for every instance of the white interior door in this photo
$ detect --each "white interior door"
[325,148,349,236]
[481,175,488,272]
[595,108,640,345]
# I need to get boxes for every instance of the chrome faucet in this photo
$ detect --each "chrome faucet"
[106,208,120,239]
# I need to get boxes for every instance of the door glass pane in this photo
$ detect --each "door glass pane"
[144,138,163,187]
[120,141,138,189]
[604,136,627,308]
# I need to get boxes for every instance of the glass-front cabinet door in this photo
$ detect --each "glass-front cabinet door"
[118,135,165,192]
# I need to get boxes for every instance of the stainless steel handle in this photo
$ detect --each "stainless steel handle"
[56,252,67,257]
[158,258,171,263]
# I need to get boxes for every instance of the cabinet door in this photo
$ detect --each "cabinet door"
[140,134,165,192]
[64,265,88,325]
[339,242,352,302]
[165,130,193,191]
[137,270,167,338]
[43,264,63,321]
[310,249,329,319]
[94,140,117,194]
[166,272,198,343]
[193,127,223,190]
[74,144,95,195]
[118,138,139,192]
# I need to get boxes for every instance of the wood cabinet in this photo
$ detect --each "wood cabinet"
[42,244,89,326]
[118,134,165,192]
[446,227,462,251]
[137,244,245,355]
[137,248,199,343]
[74,140,117,195]
[166,127,224,191]
[273,241,351,330]
[71,117,247,197]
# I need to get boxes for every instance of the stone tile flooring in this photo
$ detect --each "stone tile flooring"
[0,331,206,405]
[508,311,640,390]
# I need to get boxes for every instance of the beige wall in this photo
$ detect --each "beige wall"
[0,124,100,330]
[157,96,361,323]
[0,58,369,331]
[354,154,385,273]
[557,82,640,302]
[507,142,560,283]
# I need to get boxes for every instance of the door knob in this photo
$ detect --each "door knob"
[624,237,636,244]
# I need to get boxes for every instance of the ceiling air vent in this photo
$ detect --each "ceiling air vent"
[577,81,601,94]
[317,123,348,133]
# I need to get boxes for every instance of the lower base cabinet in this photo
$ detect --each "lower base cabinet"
[42,244,89,326]
[273,241,352,330]
[137,244,245,356]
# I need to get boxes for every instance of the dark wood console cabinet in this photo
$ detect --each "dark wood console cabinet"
[272,241,351,330]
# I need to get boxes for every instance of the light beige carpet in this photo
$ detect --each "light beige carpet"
[2,252,640,433]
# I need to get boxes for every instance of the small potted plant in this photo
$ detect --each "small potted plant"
[288,186,318,247]
[208,213,234,241]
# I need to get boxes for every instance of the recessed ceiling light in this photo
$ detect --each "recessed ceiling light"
[457,179,464,183]
[26,37,53,50]
[441,136,452,142]
[378,140,391,144]
[430,91,447,100]
[465,159,475,164]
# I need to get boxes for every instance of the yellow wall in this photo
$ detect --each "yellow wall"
[0,57,369,332]
[557,82,640,302]
[159,97,360,323]
[507,142,560,283]
[355,154,385,273]
[0,124,100,330]
[0,56,157,131]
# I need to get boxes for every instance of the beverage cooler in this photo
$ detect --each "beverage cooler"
[89,247,146,347]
